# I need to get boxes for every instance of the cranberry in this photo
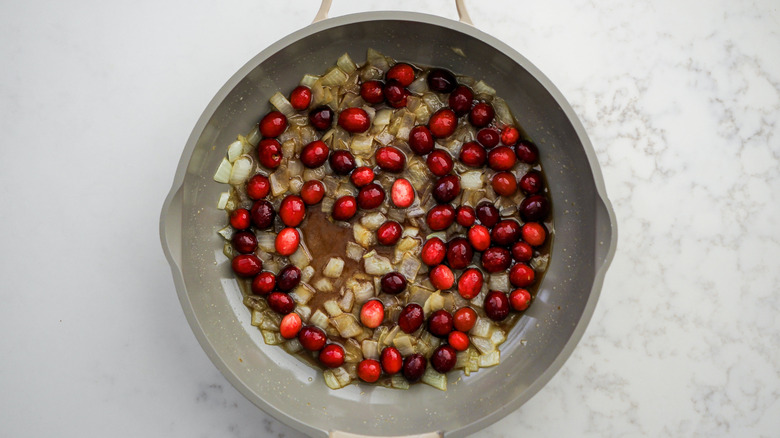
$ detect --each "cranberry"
[259,111,287,137]
[511,241,534,262]
[332,196,358,221]
[448,331,470,351]
[488,146,517,171]
[257,138,283,169]
[427,68,457,93]
[519,170,543,194]
[229,208,251,230]
[275,228,300,256]
[398,303,424,334]
[455,206,476,227]
[510,288,532,311]
[308,106,334,131]
[447,237,473,270]
[289,86,312,111]
[268,291,295,314]
[467,224,491,251]
[338,107,371,133]
[449,85,474,116]
[386,63,415,86]
[381,346,403,375]
[426,204,456,231]
[300,180,325,205]
[358,359,382,383]
[403,354,427,382]
[484,291,510,321]
[501,126,520,146]
[459,141,487,167]
[475,202,500,227]
[246,175,271,200]
[390,178,415,208]
[421,237,447,266]
[383,79,407,104]
[453,307,477,332]
[276,265,302,291]
[319,344,345,368]
[350,166,375,187]
[232,231,258,254]
[432,175,461,203]
[250,200,275,229]
[481,247,511,273]
[360,299,385,328]
[251,271,275,295]
[329,150,357,175]
[381,272,408,295]
[280,312,302,339]
[426,149,454,176]
[491,220,522,246]
[522,222,547,246]
[408,125,434,155]
[469,102,494,128]
[375,146,406,173]
[477,128,500,148]
[515,140,539,163]
[428,108,457,138]
[519,195,550,222]
[279,195,306,227]
[357,183,386,209]
[388,90,409,108]
[298,326,327,351]
[376,221,402,246]
[509,263,535,287]
[430,264,455,291]
[457,268,483,300]
[300,140,329,168]
[492,171,517,196]
[430,345,457,373]
[360,80,385,104]
[231,254,262,277]
[428,309,454,338]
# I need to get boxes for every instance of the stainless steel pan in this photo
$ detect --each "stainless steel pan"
[160,2,617,436]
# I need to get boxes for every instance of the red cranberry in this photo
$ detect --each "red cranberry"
[375,146,406,173]
[491,220,522,246]
[515,140,539,163]
[484,291,510,321]
[259,111,287,137]
[426,204,456,231]
[257,138,283,169]
[509,263,535,287]
[488,146,517,171]
[469,102,494,128]
[457,268,483,299]
[432,175,461,203]
[229,208,251,230]
[455,206,476,227]
[376,221,402,245]
[232,231,258,254]
[459,141,487,167]
[268,291,295,314]
[421,237,447,266]
[519,195,550,222]
[250,200,275,229]
[251,271,275,295]
[428,309,454,338]
[403,354,427,382]
[329,150,357,175]
[430,264,455,291]
[360,299,385,328]
[231,254,262,277]
[246,175,270,200]
[279,195,305,227]
[357,182,386,209]
[360,80,385,104]
[308,106,334,131]
[386,63,415,86]
[453,307,477,332]
[332,196,357,221]
[391,178,415,207]
[276,265,302,291]
[519,170,543,194]
[300,140,329,168]
[289,86,312,111]
[383,79,407,104]
[319,344,345,368]
[426,149,454,176]
[298,326,327,351]
[510,288,532,311]
[430,345,457,373]
[477,128,500,148]
[447,237,473,270]
[427,68,456,93]
[398,303,424,334]
[381,272,408,295]
[358,359,382,383]
[350,166,374,187]
[468,224,491,251]
[388,90,409,108]
[300,180,325,205]
[408,125,434,155]
[511,241,534,262]
[380,346,403,375]
[501,126,520,146]
[280,313,302,339]
[275,228,300,256]
[449,85,473,116]
[338,107,370,133]
[492,171,517,196]
[481,247,511,273]
[448,331,470,351]
[475,202,500,227]
[428,108,457,138]
[522,222,547,246]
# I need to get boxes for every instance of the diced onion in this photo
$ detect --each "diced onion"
[290,284,314,305]
[300,74,320,87]
[393,334,415,356]
[460,171,484,190]
[262,330,284,345]
[323,300,343,317]
[373,108,393,126]
[360,212,386,231]
[337,52,357,74]
[217,225,233,240]
[421,367,447,391]
[320,67,349,86]
[471,336,495,354]
[216,192,230,209]
[314,278,335,293]
[363,251,393,275]
[282,339,303,354]
[471,317,493,338]
[398,253,421,281]
[362,340,379,360]
[346,242,365,261]
[339,290,355,312]
[295,305,311,322]
[310,310,329,330]
[472,80,496,96]
[366,48,390,72]
[332,314,362,338]
[353,223,376,248]
[256,232,276,252]
[269,165,290,196]
[323,257,345,278]
[478,350,500,367]
[301,266,315,283]
[407,76,427,94]
[227,140,243,162]
[228,155,254,185]
[213,158,232,183]
[492,97,514,126]
[270,92,297,118]
[488,273,509,291]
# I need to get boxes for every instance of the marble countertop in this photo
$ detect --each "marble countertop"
[1,0,778,436]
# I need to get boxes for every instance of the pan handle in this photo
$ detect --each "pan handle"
[329,431,442,438]
[313,0,473,25]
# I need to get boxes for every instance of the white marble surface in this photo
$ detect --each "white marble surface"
[1,0,778,436]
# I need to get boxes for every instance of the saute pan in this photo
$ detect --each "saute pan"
[160,1,617,436]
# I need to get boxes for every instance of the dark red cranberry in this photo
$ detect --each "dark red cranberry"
[519,170,543,194]
[300,180,325,205]
[276,265,302,291]
[246,175,270,200]
[491,220,522,246]
[484,291,510,321]
[477,128,500,148]
[257,138,283,169]
[300,140,329,168]
[308,106,334,131]
[267,291,295,314]
[515,140,539,163]
[360,80,385,104]
[259,111,287,137]
[398,303,424,334]
[501,126,520,146]
[408,125,434,155]
[329,150,356,175]
[432,175,460,203]
[430,264,454,290]
[358,359,382,382]
[492,171,517,196]
[251,271,275,295]
[386,63,415,86]
[338,107,371,133]
[298,326,327,351]
[380,346,403,375]
[426,204,456,231]
[387,89,409,108]
[488,146,517,171]
[467,224,491,251]
[455,206,476,227]
[350,166,375,187]
[383,79,407,104]
[403,354,427,382]
[377,221,402,245]
[510,288,532,311]
[430,345,457,373]
[457,268,483,300]
[459,141,487,167]
[519,195,550,222]
[481,247,512,273]
[229,208,251,230]
[357,183,386,209]
[381,272,408,295]
[231,254,262,277]
[279,195,305,227]
[232,231,258,254]
[447,237,474,270]
[511,241,534,262]
[421,237,447,266]
[319,344,345,368]
[250,200,275,229]
[469,102,494,128]
[510,263,536,287]
[449,85,474,116]
[375,146,406,172]
[426,149,454,176]
[475,202,499,227]
[427,68,457,93]
[428,108,457,138]
[289,86,312,111]
[332,196,358,221]
[428,309,454,338]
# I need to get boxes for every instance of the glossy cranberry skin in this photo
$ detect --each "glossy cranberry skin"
[457,268,483,300]
[491,220,522,246]
[501,126,520,146]
[432,175,461,204]
[377,221,402,245]
[386,62,415,86]
[380,346,403,375]
[232,231,258,254]
[428,108,457,138]
[387,90,409,108]
[246,175,271,200]
[426,149,454,176]
[510,288,532,311]
[447,237,473,270]
[360,80,385,104]
[448,331,470,351]
[391,178,415,208]
[398,303,424,334]
[250,200,275,229]
[277,265,302,291]
[403,354,427,382]
[268,291,295,314]
[455,206,476,227]
[515,140,539,163]
[492,171,517,196]
[279,195,305,227]
[319,344,345,368]
[251,271,275,295]
[329,150,356,175]
[477,128,500,148]
[522,222,547,247]
[519,170,543,194]
[519,195,550,222]
[280,313,303,339]
[481,247,512,273]
[298,326,327,351]
[357,183,386,209]
[459,141,487,167]
[383,79,407,104]
[300,140,329,168]
[421,237,447,266]
[408,125,434,155]
[475,202,500,227]
[332,196,358,221]
[300,180,325,205]
[360,300,385,329]
[510,263,535,287]
[231,254,262,277]
[259,111,287,137]
[488,146,517,171]
[357,359,382,383]
[308,106,334,131]
[350,166,374,187]
[468,224,491,251]
[430,264,454,291]
[453,307,477,332]
[469,102,494,128]
[375,146,406,173]
[257,138,283,169]
[449,85,474,116]
[427,68,457,93]
[229,208,251,230]
[338,107,371,133]
[275,228,300,256]
[428,309,454,338]
[512,241,534,262]
[289,86,312,110]
[484,291,510,321]
[431,345,457,373]
[380,271,407,295]
[426,204,456,231]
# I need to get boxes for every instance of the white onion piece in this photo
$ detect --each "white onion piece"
[323,300,343,317]
[353,223,376,248]
[213,158,232,183]
[407,76,427,94]
[323,257,345,278]
[396,111,416,141]
[310,310,329,330]
[360,212,386,231]
[269,165,289,196]
[363,251,393,275]
[373,108,393,126]
[366,48,390,72]
[300,74,319,87]
[393,334,415,356]
[216,192,230,209]
[290,284,314,305]
[256,232,276,253]
[282,339,303,354]
[217,225,233,240]
[488,273,509,291]
[228,155,254,185]
[471,336,495,354]
[346,242,365,262]
[320,67,348,86]
[227,140,243,162]
[295,305,311,323]
[301,266,315,283]
[339,290,355,312]
[323,370,342,389]
[246,125,261,146]
[350,134,373,156]
[478,350,500,367]
[337,52,357,74]
[492,97,514,126]
[314,277,335,293]
[398,253,421,281]
[332,314,362,338]
[531,254,550,271]
[422,92,444,112]
[490,327,507,346]
[472,80,496,96]
[289,243,312,267]
[262,330,284,345]
[421,368,447,391]
[471,317,492,338]
[362,340,379,360]
[391,375,410,390]
[460,171,484,190]
[270,92,296,118]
